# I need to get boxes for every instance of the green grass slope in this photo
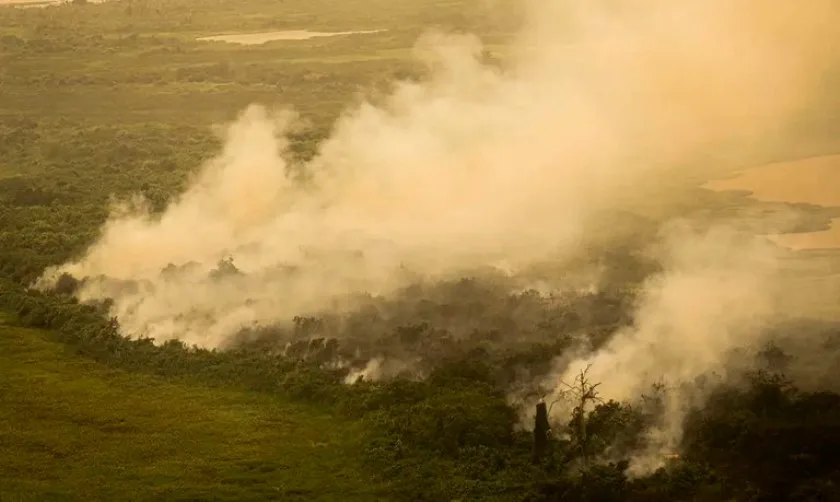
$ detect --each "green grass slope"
[0,313,385,502]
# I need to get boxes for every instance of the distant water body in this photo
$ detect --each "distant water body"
[704,154,840,250]
[197,30,384,45]
[0,0,107,7]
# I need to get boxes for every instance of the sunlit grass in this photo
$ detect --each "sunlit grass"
[0,316,386,501]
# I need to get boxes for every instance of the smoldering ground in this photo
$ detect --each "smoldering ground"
[37,0,840,475]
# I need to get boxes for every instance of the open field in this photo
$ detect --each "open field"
[0,314,384,501]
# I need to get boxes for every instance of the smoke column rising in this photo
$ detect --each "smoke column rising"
[544,222,784,474]
[39,0,840,354]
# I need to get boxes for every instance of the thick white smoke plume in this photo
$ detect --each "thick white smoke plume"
[543,223,784,474]
[554,224,780,399]
[38,2,840,469]
[40,1,839,348]
[35,0,840,475]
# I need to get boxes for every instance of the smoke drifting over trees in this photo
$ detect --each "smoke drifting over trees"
[34,0,840,478]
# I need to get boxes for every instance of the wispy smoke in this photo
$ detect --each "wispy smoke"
[544,223,783,474]
[554,224,780,400]
[37,1,840,465]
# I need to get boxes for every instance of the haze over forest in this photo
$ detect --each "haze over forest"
[3,0,840,500]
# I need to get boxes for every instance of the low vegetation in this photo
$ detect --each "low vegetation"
[0,314,386,501]
[3,280,840,500]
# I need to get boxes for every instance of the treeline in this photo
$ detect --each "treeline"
[1,40,424,91]
[2,279,839,501]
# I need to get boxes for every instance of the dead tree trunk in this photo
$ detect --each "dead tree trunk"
[533,401,551,464]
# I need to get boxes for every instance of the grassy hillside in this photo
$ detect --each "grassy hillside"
[0,313,385,501]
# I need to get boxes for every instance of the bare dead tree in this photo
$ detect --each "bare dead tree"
[556,364,603,468]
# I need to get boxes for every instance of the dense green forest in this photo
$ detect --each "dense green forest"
[2,1,840,500]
